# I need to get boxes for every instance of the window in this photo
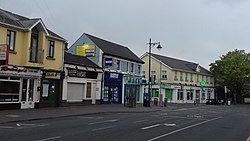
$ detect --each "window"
[201,90,206,100]
[210,77,213,84]
[142,71,145,77]
[126,62,129,72]
[174,71,178,80]
[47,40,55,58]
[138,65,141,74]
[185,73,188,82]
[162,71,167,79]
[152,89,159,97]
[190,74,193,82]
[180,72,183,81]
[116,60,120,70]
[0,81,20,102]
[130,63,134,73]
[151,71,156,83]
[187,90,194,100]
[177,89,183,100]
[6,30,16,51]
[196,74,199,82]
[86,82,91,98]
[202,75,204,81]
[207,76,210,84]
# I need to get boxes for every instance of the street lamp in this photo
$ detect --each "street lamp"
[147,38,162,107]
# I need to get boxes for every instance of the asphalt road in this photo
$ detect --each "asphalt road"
[0,105,250,141]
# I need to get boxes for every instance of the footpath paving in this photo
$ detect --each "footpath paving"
[0,103,202,124]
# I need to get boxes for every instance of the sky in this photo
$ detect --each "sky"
[1,0,250,69]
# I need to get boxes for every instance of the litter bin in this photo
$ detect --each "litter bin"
[154,98,158,106]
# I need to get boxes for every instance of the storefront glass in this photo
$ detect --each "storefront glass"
[0,81,20,102]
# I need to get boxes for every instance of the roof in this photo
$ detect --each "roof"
[64,52,101,69]
[0,8,65,41]
[84,33,144,64]
[150,53,211,74]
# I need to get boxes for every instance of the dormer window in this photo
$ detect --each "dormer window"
[196,65,201,72]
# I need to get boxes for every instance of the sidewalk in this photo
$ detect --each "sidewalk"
[0,103,203,124]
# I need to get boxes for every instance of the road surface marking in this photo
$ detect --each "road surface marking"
[134,119,148,123]
[36,136,61,141]
[88,119,119,125]
[246,136,250,141]
[92,125,116,131]
[5,115,21,118]
[147,117,222,141]
[0,126,15,129]
[164,123,176,127]
[167,115,207,121]
[141,124,161,130]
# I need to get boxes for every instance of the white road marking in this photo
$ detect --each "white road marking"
[147,117,222,141]
[164,123,176,127]
[88,119,119,125]
[91,125,116,131]
[0,126,15,129]
[36,136,61,141]
[134,119,148,123]
[141,124,161,130]
[246,136,250,141]
[5,115,21,118]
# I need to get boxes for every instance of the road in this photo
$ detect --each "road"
[0,105,250,141]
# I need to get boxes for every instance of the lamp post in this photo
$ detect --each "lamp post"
[147,38,162,107]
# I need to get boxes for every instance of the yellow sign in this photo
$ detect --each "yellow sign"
[45,72,57,77]
[76,44,95,57]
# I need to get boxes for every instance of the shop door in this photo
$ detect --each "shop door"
[103,85,121,104]
[196,90,200,103]
[21,79,35,109]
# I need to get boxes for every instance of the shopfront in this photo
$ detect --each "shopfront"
[102,72,123,104]
[0,65,41,110]
[39,71,63,107]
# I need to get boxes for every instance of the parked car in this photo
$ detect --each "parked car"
[206,99,219,105]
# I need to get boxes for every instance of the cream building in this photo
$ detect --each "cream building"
[141,53,215,104]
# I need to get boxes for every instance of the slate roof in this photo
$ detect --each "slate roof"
[64,52,101,69]
[85,33,144,64]
[0,8,65,41]
[150,53,211,74]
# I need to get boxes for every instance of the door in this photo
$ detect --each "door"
[21,79,35,109]
[103,85,121,104]
[196,90,200,103]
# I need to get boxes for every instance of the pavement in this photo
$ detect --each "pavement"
[0,103,203,124]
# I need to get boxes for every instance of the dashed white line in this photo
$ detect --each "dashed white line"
[88,119,119,125]
[36,136,61,141]
[147,117,222,141]
[92,125,116,131]
[141,124,161,130]
[0,126,15,129]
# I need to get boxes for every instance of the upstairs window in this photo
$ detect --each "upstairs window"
[174,71,178,80]
[185,73,188,82]
[126,62,129,72]
[116,60,120,70]
[47,40,55,58]
[180,72,183,81]
[138,65,141,74]
[162,71,167,79]
[130,63,134,73]
[6,30,16,51]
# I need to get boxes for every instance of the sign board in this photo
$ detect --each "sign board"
[0,44,9,65]
[68,69,98,79]
[76,44,95,57]
[44,72,61,79]
[105,57,114,67]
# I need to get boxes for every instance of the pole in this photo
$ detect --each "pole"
[148,38,152,106]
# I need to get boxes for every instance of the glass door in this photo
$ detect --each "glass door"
[21,79,35,109]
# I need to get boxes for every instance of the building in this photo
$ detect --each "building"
[68,33,144,105]
[141,53,215,104]
[62,52,103,105]
[0,8,67,109]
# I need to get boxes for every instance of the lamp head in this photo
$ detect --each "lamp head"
[157,44,162,50]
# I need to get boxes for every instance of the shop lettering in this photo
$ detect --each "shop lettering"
[110,73,119,78]
[45,72,57,76]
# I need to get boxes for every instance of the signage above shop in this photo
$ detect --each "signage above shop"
[0,65,27,72]
[68,69,98,79]
[0,44,9,65]
[105,57,114,67]
[76,44,95,57]
[44,71,61,79]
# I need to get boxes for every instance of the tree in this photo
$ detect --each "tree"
[209,49,250,104]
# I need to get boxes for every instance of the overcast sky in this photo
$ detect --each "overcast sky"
[1,0,250,69]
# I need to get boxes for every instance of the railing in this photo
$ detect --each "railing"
[29,47,44,63]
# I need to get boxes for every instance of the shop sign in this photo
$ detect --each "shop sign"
[0,44,9,65]
[68,69,98,79]
[44,72,61,79]
[76,44,95,57]
[110,73,119,78]
[105,57,114,67]
[105,72,122,81]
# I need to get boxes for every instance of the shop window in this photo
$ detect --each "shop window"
[187,90,193,100]
[86,82,91,98]
[177,89,183,100]
[152,89,159,97]
[165,89,172,100]
[6,30,16,51]
[201,90,206,100]
[0,81,20,102]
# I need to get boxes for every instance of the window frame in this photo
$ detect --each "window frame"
[116,59,120,70]
[47,40,55,58]
[162,70,167,79]
[6,30,16,51]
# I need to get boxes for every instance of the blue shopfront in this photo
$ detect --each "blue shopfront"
[102,72,123,104]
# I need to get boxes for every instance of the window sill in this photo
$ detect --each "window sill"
[9,51,17,54]
[46,56,55,60]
